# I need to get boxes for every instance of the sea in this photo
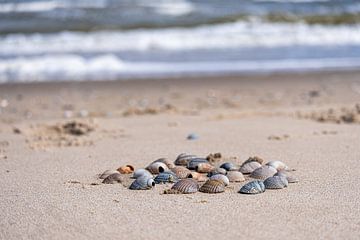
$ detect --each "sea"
[1,0,360,83]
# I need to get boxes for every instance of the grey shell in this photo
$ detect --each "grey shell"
[171,179,199,194]
[207,167,227,177]
[275,171,299,183]
[187,158,209,170]
[146,162,169,174]
[99,170,119,179]
[154,171,178,184]
[210,174,230,186]
[102,173,124,184]
[265,161,288,171]
[220,162,238,171]
[132,169,153,179]
[250,165,277,180]
[129,176,155,190]
[264,176,288,189]
[199,179,225,194]
[239,161,262,174]
[174,153,198,166]
[239,180,265,194]
[171,166,192,179]
[226,171,245,182]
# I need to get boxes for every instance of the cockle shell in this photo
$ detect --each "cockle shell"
[132,169,153,179]
[264,176,288,189]
[210,174,230,186]
[99,170,119,179]
[199,179,225,193]
[207,167,227,177]
[187,158,209,170]
[239,180,265,194]
[220,162,238,171]
[239,161,262,174]
[146,162,169,174]
[190,172,208,182]
[275,171,299,183]
[153,158,175,169]
[250,165,277,180]
[171,166,192,179]
[226,171,245,182]
[117,165,134,174]
[129,176,155,190]
[174,153,198,166]
[265,161,288,171]
[154,171,178,184]
[195,162,215,173]
[167,179,199,194]
[102,173,124,184]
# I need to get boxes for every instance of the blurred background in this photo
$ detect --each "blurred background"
[1,0,360,83]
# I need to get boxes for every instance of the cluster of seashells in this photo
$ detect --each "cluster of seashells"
[99,153,298,195]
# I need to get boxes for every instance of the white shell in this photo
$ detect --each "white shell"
[210,174,230,186]
[132,169,153,179]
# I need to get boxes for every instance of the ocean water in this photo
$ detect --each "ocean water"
[1,0,360,83]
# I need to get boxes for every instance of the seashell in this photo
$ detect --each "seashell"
[146,162,169,174]
[195,162,215,173]
[187,133,199,140]
[99,170,119,179]
[117,165,134,174]
[265,161,288,171]
[206,152,222,164]
[187,158,209,170]
[129,176,155,190]
[239,161,262,174]
[132,169,153,179]
[244,156,264,165]
[264,176,288,189]
[154,171,178,184]
[250,165,277,180]
[239,180,265,194]
[226,171,245,182]
[207,167,227,177]
[220,162,238,171]
[199,179,225,193]
[174,153,198,166]
[171,166,192,179]
[169,179,199,194]
[153,158,175,169]
[190,172,208,182]
[210,174,229,186]
[102,173,124,184]
[275,171,299,183]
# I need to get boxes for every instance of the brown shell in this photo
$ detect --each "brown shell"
[195,163,215,173]
[117,165,134,174]
[250,165,277,180]
[146,162,169,174]
[153,158,175,169]
[242,156,264,165]
[102,173,124,184]
[275,171,299,183]
[206,152,222,164]
[226,171,245,182]
[265,161,288,171]
[171,166,192,179]
[99,170,119,179]
[190,172,208,182]
[239,161,262,174]
[199,179,225,193]
[170,179,199,194]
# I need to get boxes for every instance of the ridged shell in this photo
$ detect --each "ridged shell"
[220,162,238,171]
[250,165,277,180]
[132,169,153,179]
[199,179,225,193]
[190,172,208,182]
[187,158,209,170]
[226,171,245,182]
[117,165,134,174]
[170,179,199,194]
[129,176,155,190]
[99,170,119,179]
[275,171,299,183]
[239,180,265,194]
[243,156,264,165]
[102,173,124,184]
[239,161,262,174]
[154,171,178,184]
[207,167,227,177]
[146,162,169,174]
[195,162,215,173]
[171,166,192,179]
[174,153,198,166]
[210,174,230,186]
[153,158,175,169]
[265,161,288,171]
[264,176,288,189]
[206,152,222,164]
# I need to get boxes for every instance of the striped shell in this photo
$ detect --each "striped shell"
[174,153,198,166]
[210,174,230,186]
[199,179,225,193]
[99,170,119,179]
[132,169,153,179]
[153,158,175,169]
[207,167,227,177]
[154,171,178,184]
[275,171,299,183]
[170,179,199,194]
[264,176,288,189]
[129,176,155,190]
[265,161,288,171]
[187,158,209,170]
[102,173,124,184]
[195,162,215,173]
[171,166,192,179]
[239,161,262,174]
[250,165,277,180]
[220,162,238,171]
[239,180,265,194]
[117,165,134,174]
[146,162,169,174]
[244,156,264,165]
[190,172,208,182]
[226,171,245,182]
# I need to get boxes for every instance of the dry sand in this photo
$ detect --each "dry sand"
[0,71,360,239]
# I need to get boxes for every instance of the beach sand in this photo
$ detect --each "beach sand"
[1,71,360,239]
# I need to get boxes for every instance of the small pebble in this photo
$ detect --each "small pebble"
[187,133,199,140]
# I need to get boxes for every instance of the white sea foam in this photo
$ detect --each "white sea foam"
[136,0,194,16]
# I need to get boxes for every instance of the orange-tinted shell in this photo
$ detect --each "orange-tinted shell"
[117,165,135,174]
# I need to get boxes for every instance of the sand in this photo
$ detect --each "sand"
[0,71,360,239]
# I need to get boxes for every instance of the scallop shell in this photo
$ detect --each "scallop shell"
[154,171,178,184]
[129,176,155,190]
[220,162,238,171]
[190,172,208,182]
[226,171,245,182]
[264,176,288,189]
[207,167,227,177]
[210,174,230,186]
[132,169,153,179]
[102,173,124,184]
[171,166,192,179]
[265,161,288,171]
[250,165,277,180]
[239,180,265,194]
[187,158,209,170]
[275,171,299,183]
[153,158,175,169]
[239,161,262,174]
[174,153,198,166]
[170,179,199,194]
[146,162,169,174]
[199,179,225,193]
[117,165,135,174]
[99,170,119,179]
[195,162,215,173]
